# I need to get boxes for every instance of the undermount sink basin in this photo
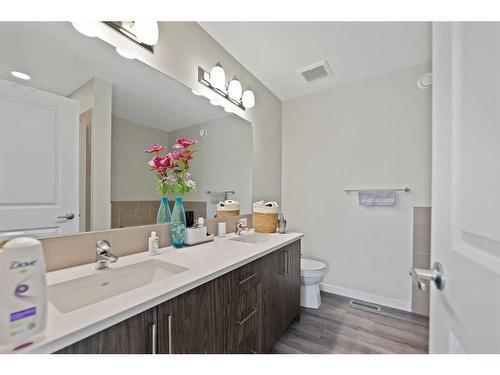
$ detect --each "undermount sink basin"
[230,233,272,244]
[48,260,188,313]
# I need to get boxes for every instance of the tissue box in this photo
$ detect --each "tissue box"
[184,227,214,246]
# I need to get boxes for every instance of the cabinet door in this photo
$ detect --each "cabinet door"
[157,279,224,354]
[276,241,302,337]
[56,308,157,354]
[225,284,262,354]
[284,240,301,326]
[261,249,281,352]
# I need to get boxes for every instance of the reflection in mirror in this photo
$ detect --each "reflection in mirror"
[0,22,252,239]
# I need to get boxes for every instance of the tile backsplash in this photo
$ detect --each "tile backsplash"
[1,214,253,273]
[111,200,207,229]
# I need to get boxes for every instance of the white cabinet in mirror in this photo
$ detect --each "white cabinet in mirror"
[0,22,253,240]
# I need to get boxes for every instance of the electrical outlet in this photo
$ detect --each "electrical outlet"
[238,218,248,227]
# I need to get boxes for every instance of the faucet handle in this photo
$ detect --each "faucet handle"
[96,239,111,254]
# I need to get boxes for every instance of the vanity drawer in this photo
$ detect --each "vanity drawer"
[224,283,262,354]
[216,258,262,305]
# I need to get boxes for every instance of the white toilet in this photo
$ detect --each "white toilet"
[300,258,327,309]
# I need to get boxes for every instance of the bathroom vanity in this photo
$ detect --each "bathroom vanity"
[10,232,302,354]
[57,238,300,354]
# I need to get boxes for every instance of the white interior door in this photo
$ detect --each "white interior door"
[430,22,500,353]
[0,79,79,239]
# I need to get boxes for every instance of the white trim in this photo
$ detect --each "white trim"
[320,282,412,312]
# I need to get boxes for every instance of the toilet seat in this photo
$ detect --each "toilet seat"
[301,258,326,272]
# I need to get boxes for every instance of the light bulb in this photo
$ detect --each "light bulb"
[209,96,222,106]
[116,47,136,60]
[72,22,99,37]
[209,63,226,91]
[227,77,242,101]
[133,21,159,45]
[241,89,255,108]
[11,71,31,80]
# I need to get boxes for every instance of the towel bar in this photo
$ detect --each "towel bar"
[343,187,410,193]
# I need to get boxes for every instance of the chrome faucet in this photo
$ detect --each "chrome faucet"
[95,240,117,270]
[235,222,250,235]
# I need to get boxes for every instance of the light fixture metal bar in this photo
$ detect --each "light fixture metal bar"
[197,67,245,110]
[103,21,154,53]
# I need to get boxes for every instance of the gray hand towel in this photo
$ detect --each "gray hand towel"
[358,190,396,206]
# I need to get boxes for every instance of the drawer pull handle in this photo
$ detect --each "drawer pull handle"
[167,314,173,354]
[249,350,257,354]
[151,323,157,354]
[236,308,258,326]
[238,272,258,285]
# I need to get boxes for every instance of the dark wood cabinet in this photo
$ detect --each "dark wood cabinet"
[261,249,281,352]
[56,308,157,354]
[261,241,301,351]
[157,279,224,354]
[56,240,301,354]
[280,240,301,335]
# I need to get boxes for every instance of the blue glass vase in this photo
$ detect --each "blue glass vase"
[170,197,186,248]
[156,197,172,224]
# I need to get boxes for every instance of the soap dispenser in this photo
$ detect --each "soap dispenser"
[148,231,160,255]
[278,214,287,234]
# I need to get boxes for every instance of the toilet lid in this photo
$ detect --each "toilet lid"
[301,258,326,271]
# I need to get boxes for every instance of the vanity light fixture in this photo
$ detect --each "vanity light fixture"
[102,22,158,53]
[198,65,255,110]
[10,71,31,80]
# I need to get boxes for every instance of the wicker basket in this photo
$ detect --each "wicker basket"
[253,212,279,233]
[217,210,240,218]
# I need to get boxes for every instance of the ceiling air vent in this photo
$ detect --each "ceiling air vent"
[297,60,333,83]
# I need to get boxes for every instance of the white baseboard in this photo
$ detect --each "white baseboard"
[319,282,412,312]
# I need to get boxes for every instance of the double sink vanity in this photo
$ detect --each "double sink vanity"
[23,230,303,354]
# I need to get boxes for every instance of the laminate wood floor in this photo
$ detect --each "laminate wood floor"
[271,292,429,354]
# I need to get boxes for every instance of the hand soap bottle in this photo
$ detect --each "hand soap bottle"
[0,237,47,351]
[148,231,160,255]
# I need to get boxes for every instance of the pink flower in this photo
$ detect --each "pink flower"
[145,144,166,154]
[174,137,197,149]
[148,155,173,173]
[169,151,182,160]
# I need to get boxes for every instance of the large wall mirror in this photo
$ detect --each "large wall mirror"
[0,22,253,239]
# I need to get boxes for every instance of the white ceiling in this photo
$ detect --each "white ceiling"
[0,22,230,132]
[199,22,432,101]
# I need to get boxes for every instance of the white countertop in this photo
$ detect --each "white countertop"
[3,231,303,354]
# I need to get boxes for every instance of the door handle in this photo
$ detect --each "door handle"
[409,262,444,291]
[57,213,75,220]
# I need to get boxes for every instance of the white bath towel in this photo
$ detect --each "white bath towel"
[358,190,396,206]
